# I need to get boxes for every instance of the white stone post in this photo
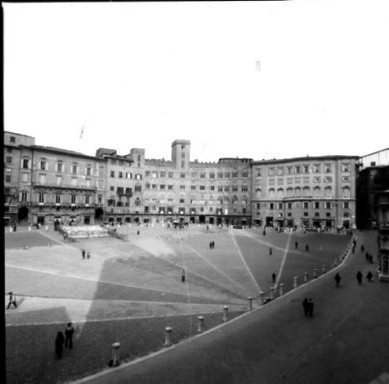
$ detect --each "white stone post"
[164,327,173,347]
[304,272,309,283]
[293,276,298,288]
[313,268,318,278]
[28,225,31,232]
[260,292,265,304]
[279,283,284,296]
[223,306,229,322]
[270,286,275,300]
[9,226,13,233]
[247,297,253,311]
[111,342,120,366]
[322,264,326,274]
[197,316,204,333]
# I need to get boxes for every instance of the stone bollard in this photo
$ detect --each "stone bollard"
[322,264,327,274]
[260,292,265,304]
[28,225,31,232]
[293,276,298,288]
[247,297,253,311]
[313,268,318,278]
[279,283,284,296]
[9,226,13,233]
[270,286,275,300]
[110,342,120,367]
[197,316,204,333]
[164,327,173,347]
[304,272,309,283]
[45,225,48,231]
[223,306,229,322]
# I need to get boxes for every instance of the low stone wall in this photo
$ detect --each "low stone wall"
[61,225,110,239]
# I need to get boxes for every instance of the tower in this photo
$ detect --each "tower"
[171,140,191,169]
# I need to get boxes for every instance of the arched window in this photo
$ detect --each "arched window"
[277,188,284,199]
[255,188,262,198]
[269,188,275,198]
[313,186,321,198]
[303,186,310,196]
[287,187,293,197]
[343,186,350,198]
[294,187,301,197]
[324,186,332,197]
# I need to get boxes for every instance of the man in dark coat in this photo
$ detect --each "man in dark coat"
[65,322,75,349]
[181,269,186,283]
[307,298,314,317]
[334,272,341,287]
[302,297,309,316]
[356,270,363,285]
[55,331,65,359]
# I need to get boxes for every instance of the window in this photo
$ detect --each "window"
[268,167,275,176]
[21,192,28,202]
[287,166,293,175]
[55,194,61,204]
[287,203,292,209]
[152,172,157,178]
[303,165,309,174]
[270,203,274,210]
[218,172,223,178]
[242,171,248,178]
[85,196,90,204]
[39,193,44,203]
[277,167,284,176]
[5,175,11,183]
[325,202,331,209]
[72,164,78,175]
[303,202,309,209]
[218,186,223,192]
[22,173,29,183]
[160,172,166,178]
[232,186,238,192]
[119,172,123,178]
[135,174,142,180]
[40,160,46,170]
[160,184,166,190]
[126,172,132,179]
[180,185,186,190]
[200,185,205,190]
[232,172,238,178]
[304,212,309,217]
[179,199,185,204]
[152,184,157,190]
[342,163,350,173]
[314,212,320,217]
[224,186,229,192]
[324,164,332,173]
[10,136,16,143]
[134,185,142,192]
[225,172,230,178]
[6,156,12,164]
[269,179,275,186]
[110,171,115,178]
[86,167,92,176]
[314,202,320,209]
[295,166,301,174]
[344,202,350,209]
[110,186,115,191]
[57,162,63,173]
[242,186,248,192]
[98,195,103,204]
[56,176,62,185]
[168,172,174,178]
[181,161,185,168]
[39,174,46,184]
[210,173,215,179]
[22,159,29,169]
[200,173,206,179]
[180,173,186,178]
[191,185,196,190]
[313,164,321,173]
[277,179,284,185]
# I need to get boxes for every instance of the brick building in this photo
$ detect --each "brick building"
[251,155,359,230]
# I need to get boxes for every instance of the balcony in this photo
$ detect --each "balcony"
[32,182,96,192]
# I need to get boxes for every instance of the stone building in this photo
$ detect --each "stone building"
[251,155,359,230]
[96,139,252,226]
[4,131,106,227]
[3,131,361,229]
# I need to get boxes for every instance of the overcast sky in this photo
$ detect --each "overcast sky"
[4,1,389,162]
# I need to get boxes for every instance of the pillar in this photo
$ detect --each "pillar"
[197,316,204,333]
[164,327,173,347]
[247,297,253,311]
[270,286,275,300]
[293,276,298,288]
[260,292,265,304]
[322,264,326,274]
[313,268,318,278]
[223,306,229,322]
[111,342,120,367]
[279,283,284,296]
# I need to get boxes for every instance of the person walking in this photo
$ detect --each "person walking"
[334,272,341,287]
[305,244,309,252]
[307,298,314,317]
[302,297,309,317]
[356,270,363,285]
[295,241,298,249]
[7,292,18,309]
[366,270,373,282]
[269,247,272,255]
[82,249,85,260]
[87,249,91,259]
[55,331,65,359]
[181,269,186,283]
[272,272,276,284]
[64,322,75,349]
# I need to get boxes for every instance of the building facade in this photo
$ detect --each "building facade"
[4,131,359,229]
[251,156,359,230]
